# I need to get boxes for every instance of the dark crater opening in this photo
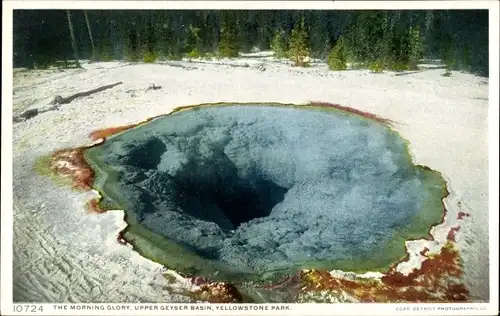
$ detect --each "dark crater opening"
[170,150,289,231]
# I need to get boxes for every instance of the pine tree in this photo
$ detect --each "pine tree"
[442,37,455,75]
[462,45,472,72]
[379,13,393,67]
[142,22,158,63]
[288,17,311,67]
[123,27,139,62]
[327,36,347,70]
[154,12,170,60]
[218,13,239,58]
[186,24,202,58]
[407,25,424,70]
[270,29,287,59]
[309,11,330,59]
[98,32,113,61]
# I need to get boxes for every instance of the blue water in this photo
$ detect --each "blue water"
[86,104,443,274]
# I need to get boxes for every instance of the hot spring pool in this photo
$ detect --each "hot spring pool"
[84,103,447,282]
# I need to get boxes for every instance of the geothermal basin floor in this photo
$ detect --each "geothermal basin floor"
[10,57,490,302]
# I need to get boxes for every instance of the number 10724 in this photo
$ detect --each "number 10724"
[13,305,43,313]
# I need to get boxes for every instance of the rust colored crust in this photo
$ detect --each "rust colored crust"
[447,226,461,242]
[457,211,471,220]
[87,197,106,214]
[89,124,142,141]
[50,146,95,190]
[88,114,165,141]
[187,277,243,303]
[297,242,468,302]
[309,101,394,125]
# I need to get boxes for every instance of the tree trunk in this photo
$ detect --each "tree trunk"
[84,10,96,61]
[136,28,141,55]
[66,10,80,67]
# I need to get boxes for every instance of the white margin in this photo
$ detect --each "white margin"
[488,1,500,313]
[2,0,15,310]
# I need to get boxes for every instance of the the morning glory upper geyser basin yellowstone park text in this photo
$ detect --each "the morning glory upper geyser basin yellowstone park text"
[83,102,448,283]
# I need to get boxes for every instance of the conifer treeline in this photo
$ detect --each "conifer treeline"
[13,9,489,75]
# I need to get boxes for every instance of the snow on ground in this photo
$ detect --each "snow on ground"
[11,55,489,302]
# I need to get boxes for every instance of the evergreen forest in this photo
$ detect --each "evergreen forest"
[13,10,489,76]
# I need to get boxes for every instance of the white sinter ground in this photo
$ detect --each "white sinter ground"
[11,53,489,302]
